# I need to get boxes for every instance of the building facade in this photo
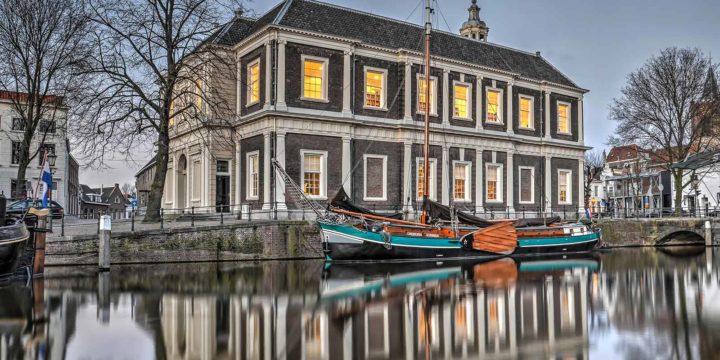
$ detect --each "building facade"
[0,91,71,207]
[135,159,156,210]
[164,0,590,217]
[79,183,129,219]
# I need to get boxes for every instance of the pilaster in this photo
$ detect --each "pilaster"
[404,62,413,122]
[507,149,515,213]
[342,137,352,195]
[475,148,483,211]
[234,141,242,211]
[262,132,272,210]
[276,40,288,111]
[545,155,552,213]
[476,75,484,130]
[544,90,552,140]
[264,41,273,110]
[579,158,585,211]
[441,145,449,205]
[507,81,514,135]
[442,69,450,125]
[578,96,584,144]
[403,142,413,214]
[342,50,353,116]
[275,132,287,210]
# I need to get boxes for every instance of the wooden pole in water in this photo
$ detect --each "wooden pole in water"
[33,217,47,277]
[99,215,111,271]
[421,0,432,225]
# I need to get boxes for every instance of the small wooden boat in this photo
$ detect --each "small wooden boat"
[0,223,31,277]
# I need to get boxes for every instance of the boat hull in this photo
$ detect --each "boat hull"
[320,222,600,262]
[0,224,30,277]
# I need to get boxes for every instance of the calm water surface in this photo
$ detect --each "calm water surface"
[2,247,719,359]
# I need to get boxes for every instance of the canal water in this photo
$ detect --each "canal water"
[1,247,719,359]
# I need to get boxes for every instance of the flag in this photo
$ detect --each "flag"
[40,157,52,208]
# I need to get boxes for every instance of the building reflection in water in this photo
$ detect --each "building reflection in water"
[5,247,720,359]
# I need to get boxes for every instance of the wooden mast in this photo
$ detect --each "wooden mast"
[421,0,432,225]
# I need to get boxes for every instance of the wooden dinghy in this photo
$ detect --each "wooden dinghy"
[460,221,518,255]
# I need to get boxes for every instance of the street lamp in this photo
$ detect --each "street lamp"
[47,153,57,167]
[691,174,700,216]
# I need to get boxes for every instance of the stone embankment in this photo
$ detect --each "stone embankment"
[45,220,322,266]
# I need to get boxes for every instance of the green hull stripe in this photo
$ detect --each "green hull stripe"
[320,223,599,249]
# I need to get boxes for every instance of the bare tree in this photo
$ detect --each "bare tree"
[609,47,720,211]
[73,0,242,221]
[0,0,90,199]
[583,150,605,208]
[121,183,136,195]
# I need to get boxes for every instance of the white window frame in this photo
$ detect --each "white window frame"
[518,166,535,204]
[557,169,573,205]
[363,154,388,201]
[415,157,437,201]
[416,74,438,116]
[300,149,328,200]
[246,151,260,200]
[452,160,472,202]
[300,55,330,102]
[557,100,572,135]
[485,163,504,203]
[518,94,535,130]
[452,81,473,120]
[363,66,388,110]
[246,58,261,106]
[485,87,504,124]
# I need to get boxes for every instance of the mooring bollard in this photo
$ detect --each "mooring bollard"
[99,215,111,271]
[706,220,713,247]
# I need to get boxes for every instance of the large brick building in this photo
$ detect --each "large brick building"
[164,0,590,217]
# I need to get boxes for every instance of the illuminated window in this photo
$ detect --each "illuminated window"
[558,169,572,204]
[486,163,503,202]
[519,95,534,129]
[365,68,386,109]
[302,151,326,198]
[417,75,437,115]
[247,59,260,105]
[486,88,503,123]
[453,83,471,119]
[558,101,571,134]
[519,166,534,204]
[416,157,437,200]
[302,56,328,101]
[560,285,576,332]
[453,162,471,202]
[247,152,259,200]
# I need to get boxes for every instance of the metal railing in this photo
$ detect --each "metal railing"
[587,205,720,219]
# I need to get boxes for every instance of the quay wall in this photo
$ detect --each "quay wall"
[596,218,713,247]
[45,221,322,266]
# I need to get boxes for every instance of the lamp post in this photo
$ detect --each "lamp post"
[691,174,700,217]
[46,151,57,229]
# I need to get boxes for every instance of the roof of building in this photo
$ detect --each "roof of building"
[135,159,156,178]
[672,150,720,170]
[80,184,128,205]
[606,145,641,163]
[210,0,579,88]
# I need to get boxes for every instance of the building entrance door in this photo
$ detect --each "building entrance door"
[216,176,230,212]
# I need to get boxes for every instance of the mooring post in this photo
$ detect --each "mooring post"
[99,215,111,271]
[705,220,713,247]
[33,216,48,277]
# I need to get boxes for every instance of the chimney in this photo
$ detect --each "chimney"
[536,51,541,57]
[234,8,244,18]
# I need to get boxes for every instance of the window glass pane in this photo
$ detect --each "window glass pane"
[418,78,435,114]
[366,157,385,199]
[559,171,570,203]
[303,154,322,196]
[454,163,467,200]
[217,160,229,173]
[520,97,532,128]
[487,90,500,122]
[249,154,259,198]
[454,85,468,118]
[304,60,324,99]
[520,168,533,203]
[365,70,383,108]
[249,62,260,103]
[417,159,434,199]
[11,142,21,165]
[558,104,570,133]
[487,165,498,201]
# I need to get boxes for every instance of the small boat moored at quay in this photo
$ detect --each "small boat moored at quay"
[0,223,30,278]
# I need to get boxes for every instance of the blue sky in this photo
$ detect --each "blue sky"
[82,0,720,185]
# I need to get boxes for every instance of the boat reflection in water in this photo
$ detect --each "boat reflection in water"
[6,247,720,359]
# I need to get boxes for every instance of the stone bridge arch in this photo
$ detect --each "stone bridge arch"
[598,218,710,246]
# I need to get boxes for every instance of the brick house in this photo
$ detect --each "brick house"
[80,183,129,219]
[164,0,590,217]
